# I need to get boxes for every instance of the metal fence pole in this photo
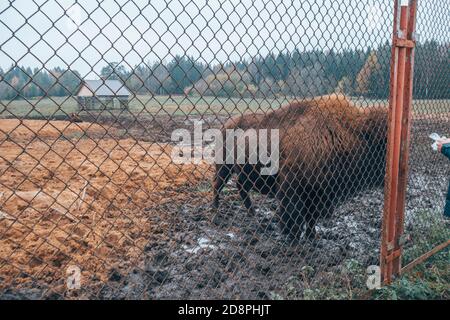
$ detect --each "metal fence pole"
[381,0,417,284]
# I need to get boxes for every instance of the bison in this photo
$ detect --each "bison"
[212,94,388,240]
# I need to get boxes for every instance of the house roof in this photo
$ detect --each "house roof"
[77,80,131,97]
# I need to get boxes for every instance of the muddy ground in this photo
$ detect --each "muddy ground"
[0,111,449,299]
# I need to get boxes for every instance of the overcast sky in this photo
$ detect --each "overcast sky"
[0,0,446,79]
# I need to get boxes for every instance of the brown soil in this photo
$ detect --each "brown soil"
[0,119,210,298]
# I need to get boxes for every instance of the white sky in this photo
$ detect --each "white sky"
[0,0,446,79]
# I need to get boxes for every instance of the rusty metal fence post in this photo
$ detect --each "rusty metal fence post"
[381,0,418,284]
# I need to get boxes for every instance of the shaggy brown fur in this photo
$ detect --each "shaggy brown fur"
[212,94,388,240]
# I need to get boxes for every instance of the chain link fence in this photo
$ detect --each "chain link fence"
[0,0,448,299]
[400,0,449,268]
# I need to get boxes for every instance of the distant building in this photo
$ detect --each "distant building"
[76,80,130,110]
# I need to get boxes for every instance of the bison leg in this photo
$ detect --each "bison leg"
[304,192,336,240]
[285,203,316,241]
[304,211,317,240]
[277,190,305,240]
[237,172,255,215]
[276,175,299,238]
[277,176,320,241]
[212,164,232,208]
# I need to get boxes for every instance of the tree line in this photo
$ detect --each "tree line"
[0,40,448,101]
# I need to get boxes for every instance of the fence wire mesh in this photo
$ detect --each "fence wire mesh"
[401,0,450,267]
[0,0,447,299]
